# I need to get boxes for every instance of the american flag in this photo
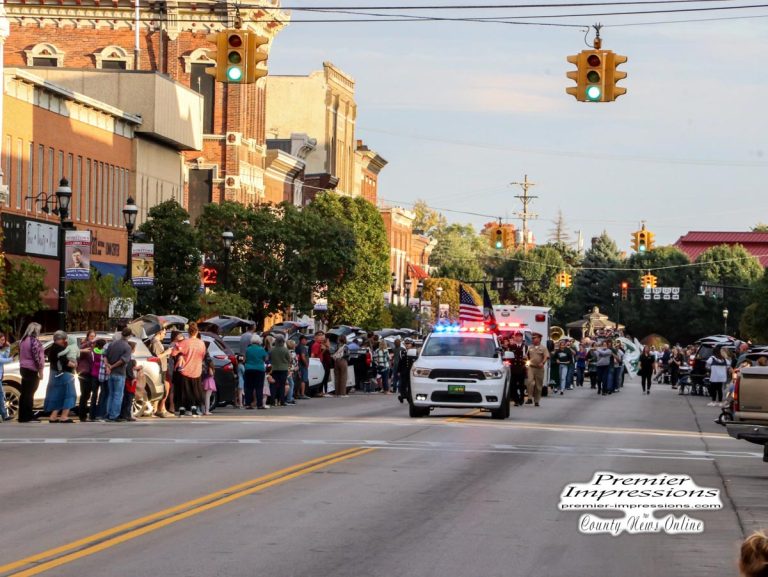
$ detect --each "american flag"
[459,285,484,322]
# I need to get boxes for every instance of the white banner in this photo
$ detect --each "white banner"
[65,230,91,280]
[131,243,155,287]
[25,220,58,257]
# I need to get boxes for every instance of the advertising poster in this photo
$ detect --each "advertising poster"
[131,243,155,287]
[64,230,91,280]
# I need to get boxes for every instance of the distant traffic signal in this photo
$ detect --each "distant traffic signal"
[620,281,629,301]
[566,43,627,102]
[632,224,655,253]
[641,274,658,289]
[494,228,503,250]
[556,271,572,288]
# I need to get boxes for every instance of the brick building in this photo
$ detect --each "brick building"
[1,68,139,308]
[3,0,288,220]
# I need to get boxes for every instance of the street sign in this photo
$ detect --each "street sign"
[643,287,680,301]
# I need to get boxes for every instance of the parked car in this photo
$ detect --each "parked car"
[2,332,163,420]
[691,335,737,387]
[198,316,255,336]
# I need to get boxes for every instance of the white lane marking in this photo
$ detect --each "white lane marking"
[0,437,760,460]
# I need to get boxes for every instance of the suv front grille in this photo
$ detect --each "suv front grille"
[431,391,483,403]
[429,369,485,380]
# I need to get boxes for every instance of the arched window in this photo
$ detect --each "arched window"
[94,46,132,70]
[25,43,65,67]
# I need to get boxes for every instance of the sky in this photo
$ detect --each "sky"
[268,1,768,249]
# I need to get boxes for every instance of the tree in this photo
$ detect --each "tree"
[430,224,488,282]
[412,199,446,236]
[751,223,768,232]
[489,245,569,311]
[695,244,764,339]
[548,209,571,246]
[137,200,202,320]
[558,232,623,326]
[199,290,253,320]
[0,258,47,338]
[305,193,389,326]
[68,270,137,331]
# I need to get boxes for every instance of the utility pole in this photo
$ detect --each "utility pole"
[511,174,538,253]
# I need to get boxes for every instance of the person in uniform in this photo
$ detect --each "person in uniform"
[506,331,529,407]
[527,333,549,406]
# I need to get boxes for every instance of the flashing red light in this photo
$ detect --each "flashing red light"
[535,314,546,322]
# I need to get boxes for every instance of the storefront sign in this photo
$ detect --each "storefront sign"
[26,220,58,257]
[65,230,91,280]
[131,243,155,287]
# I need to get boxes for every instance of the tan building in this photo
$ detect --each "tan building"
[264,133,317,206]
[266,62,359,198]
[18,68,202,223]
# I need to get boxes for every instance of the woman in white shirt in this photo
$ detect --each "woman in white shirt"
[705,347,730,406]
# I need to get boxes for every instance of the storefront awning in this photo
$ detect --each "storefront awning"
[92,261,126,279]
[407,263,429,279]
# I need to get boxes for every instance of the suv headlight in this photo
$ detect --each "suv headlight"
[484,370,503,379]
[413,368,432,378]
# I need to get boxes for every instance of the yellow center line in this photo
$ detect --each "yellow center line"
[0,447,375,577]
[444,409,484,423]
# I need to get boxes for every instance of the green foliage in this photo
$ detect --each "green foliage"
[751,223,768,232]
[1,258,47,338]
[137,200,202,320]
[67,269,137,331]
[412,199,447,236]
[489,245,569,310]
[558,232,623,326]
[199,290,253,320]
[306,193,388,326]
[695,244,763,285]
[430,223,488,282]
[388,304,417,330]
[740,274,768,343]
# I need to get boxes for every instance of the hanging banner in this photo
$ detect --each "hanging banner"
[438,303,450,320]
[131,243,155,287]
[64,230,91,280]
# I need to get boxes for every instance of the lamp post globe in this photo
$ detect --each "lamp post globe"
[222,229,234,290]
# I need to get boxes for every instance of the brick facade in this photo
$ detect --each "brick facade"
[4,1,288,215]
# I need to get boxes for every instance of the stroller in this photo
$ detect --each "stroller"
[714,383,735,426]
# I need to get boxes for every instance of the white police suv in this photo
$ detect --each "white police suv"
[408,324,511,420]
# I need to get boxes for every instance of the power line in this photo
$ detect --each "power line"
[239,0,760,10]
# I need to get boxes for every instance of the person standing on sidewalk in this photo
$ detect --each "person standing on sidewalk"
[638,346,656,395]
[105,328,133,421]
[270,335,291,406]
[311,331,331,397]
[173,322,206,416]
[0,332,15,422]
[372,339,389,395]
[527,333,548,407]
[244,334,268,409]
[706,347,730,406]
[295,335,310,400]
[76,330,97,422]
[333,335,351,396]
[149,327,172,417]
[18,323,45,423]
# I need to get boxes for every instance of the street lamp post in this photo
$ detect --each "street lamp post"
[55,179,72,331]
[435,285,444,323]
[122,197,138,284]
[723,307,729,335]
[221,229,234,290]
[417,280,424,334]
[390,272,398,306]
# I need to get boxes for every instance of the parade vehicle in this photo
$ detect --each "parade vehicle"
[493,304,551,385]
[726,365,768,463]
[407,323,511,420]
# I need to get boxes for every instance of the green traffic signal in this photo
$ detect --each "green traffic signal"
[227,66,243,81]
[495,241,503,249]
[586,85,602,101]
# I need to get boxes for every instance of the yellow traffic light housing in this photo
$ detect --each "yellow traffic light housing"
[621,281,629,301]
[494,227,503,250]
[641,274,658,289]
[566,32,627,103]
[632,223,654,253]
[246,34,270,83]
[556,271,572,288]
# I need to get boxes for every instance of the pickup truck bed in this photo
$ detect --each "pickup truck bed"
[726,366,768,462]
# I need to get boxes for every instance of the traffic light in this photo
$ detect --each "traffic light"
[621,281,628,301]
[632,224,655,253]
[637,230,648,253]
[246,34,270,83]
[207,29,270,84]
[556,271,572,288]
[641,274,658,289]
[494,227,503,250]
[566,49,627,103]
[646,229,656,251]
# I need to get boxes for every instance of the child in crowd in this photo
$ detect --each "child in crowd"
[201,343,216,416]
[91,339,109,420]
[119,341,141,422]
[236,355,245,408]
[265,367,275,407]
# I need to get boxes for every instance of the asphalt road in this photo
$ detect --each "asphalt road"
[1,377,765,577]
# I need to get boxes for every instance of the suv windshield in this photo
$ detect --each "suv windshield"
[421,335,497,358]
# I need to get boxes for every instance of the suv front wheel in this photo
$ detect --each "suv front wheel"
[3,382,21,420]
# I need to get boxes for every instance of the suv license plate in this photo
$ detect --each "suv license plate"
[448,385,465,394]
